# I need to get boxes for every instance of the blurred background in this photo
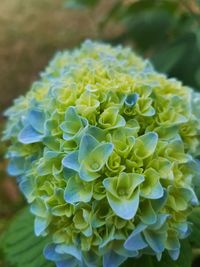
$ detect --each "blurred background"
[0,0,200,266]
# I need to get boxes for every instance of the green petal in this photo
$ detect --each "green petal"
[147,157,173,179]
[117,172,144,198]
[139,200,157,225]
[136,98,155,117]
[84,143,114,172]
[78,134,99,162]
[134,132,158,159]
[165,230,180,251]
[140,168,164,199]
[79,163,100,181]
[99,107,126,129]
[60,106,88,141]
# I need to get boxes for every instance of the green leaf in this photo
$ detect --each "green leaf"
[0,207,55,267]
[121,240,192,267]
[152,43,187,73]
[65,0,100,9]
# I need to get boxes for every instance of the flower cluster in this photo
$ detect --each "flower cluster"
[3,40,200,267]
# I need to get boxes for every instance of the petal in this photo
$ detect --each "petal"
[165,231,180,251]
[103,250,126,267]
[79,134,99,162]
[113,243,138,258]
[117,173,144,197]
[86,126,106,142]
[99,107,126,129]
[148,157,172,179]
[103,177,118,198]
[149,214,170,230]
[19,179,35,203]
[141,168,164,199]
[34,216,50,236]
[56,259,78,267]
[82,250,100,267]
[125,93,138,107]
[124,233,148,251]
[31,198,47,217]
[151,189,168,212]
[7,157,25,176]
[139,200,157,225]
[124,224,148,251]
[44,244,69,261]
[168,248,180,260]
[18,125,44,144]
[28,109,45,133]
[60,106,87,140]
[85,143,114,172]
[106,190,140,220]
[64,176,93,203]
[143,229,167,253]
[62,151,79,172]
[79,164,100,181]
[55,244,81,261]
[63,106,82,131]
[134,132,158,159]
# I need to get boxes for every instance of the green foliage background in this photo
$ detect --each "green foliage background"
[0,0,200,266]
[72,0,200,91]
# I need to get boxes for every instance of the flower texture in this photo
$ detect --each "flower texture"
[3,40,200,267]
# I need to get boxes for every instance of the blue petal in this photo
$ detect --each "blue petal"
[168,248,180,260]
[64,176,93,203]
[147,182,164,199]
[124,224,148,251]
[7,157,24,176]
[19,179,34,202]
[79,134,99,162]
[18,125,43,144]
[55,244,81,261]
[125,233,148,251]
[125,93,139,107]
[143,230,167,253]
[62,151,79,172]
[34,216,49,236]
[57,259,77,267]
[114,246,138,258]
[151,189,168,212]
[44,244,77,266]
[150,214,170,230]
[28,109,45,133]
[103,250,126,267]
[31,198,47,217]
[44,244,66,261]
[106,190,140,220]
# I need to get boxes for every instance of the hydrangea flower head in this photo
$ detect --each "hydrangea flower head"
[3,40,200,267]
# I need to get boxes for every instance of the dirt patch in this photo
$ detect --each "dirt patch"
[0,0,121,113]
